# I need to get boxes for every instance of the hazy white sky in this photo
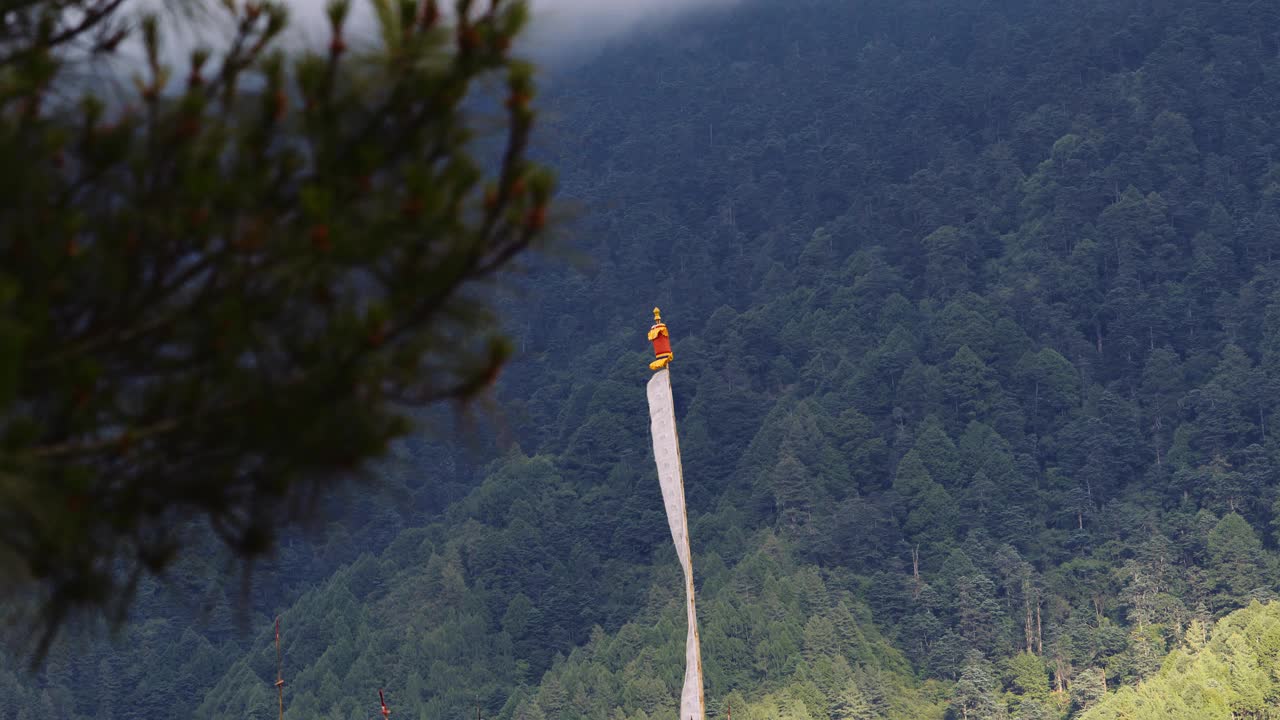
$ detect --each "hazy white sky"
[275,0,744,52]
[113,0,742,78]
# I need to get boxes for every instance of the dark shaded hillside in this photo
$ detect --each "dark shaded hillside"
[7,0,1280,718]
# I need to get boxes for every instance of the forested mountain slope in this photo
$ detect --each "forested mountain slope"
[6,0,1280,718]
[1080,601,1280,720]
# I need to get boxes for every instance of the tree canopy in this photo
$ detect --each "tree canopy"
[0,0,554,656]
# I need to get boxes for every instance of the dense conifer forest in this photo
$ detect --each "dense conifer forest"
[5,0,1280,718]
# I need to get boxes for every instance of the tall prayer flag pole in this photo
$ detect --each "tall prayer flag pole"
[645,308,705,720]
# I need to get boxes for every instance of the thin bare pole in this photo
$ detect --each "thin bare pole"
[275,617,284,720]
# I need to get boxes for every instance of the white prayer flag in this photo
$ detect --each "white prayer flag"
[646,368,705,720]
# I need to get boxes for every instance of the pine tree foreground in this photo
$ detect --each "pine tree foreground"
[0,0,554,660]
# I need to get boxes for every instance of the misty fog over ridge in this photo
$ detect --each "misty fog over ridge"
[97,0,744,84]
[277,0,746,62]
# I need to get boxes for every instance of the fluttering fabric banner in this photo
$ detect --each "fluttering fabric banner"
[646,368,705,720]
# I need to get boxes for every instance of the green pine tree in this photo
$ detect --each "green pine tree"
[0,0,555,657]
